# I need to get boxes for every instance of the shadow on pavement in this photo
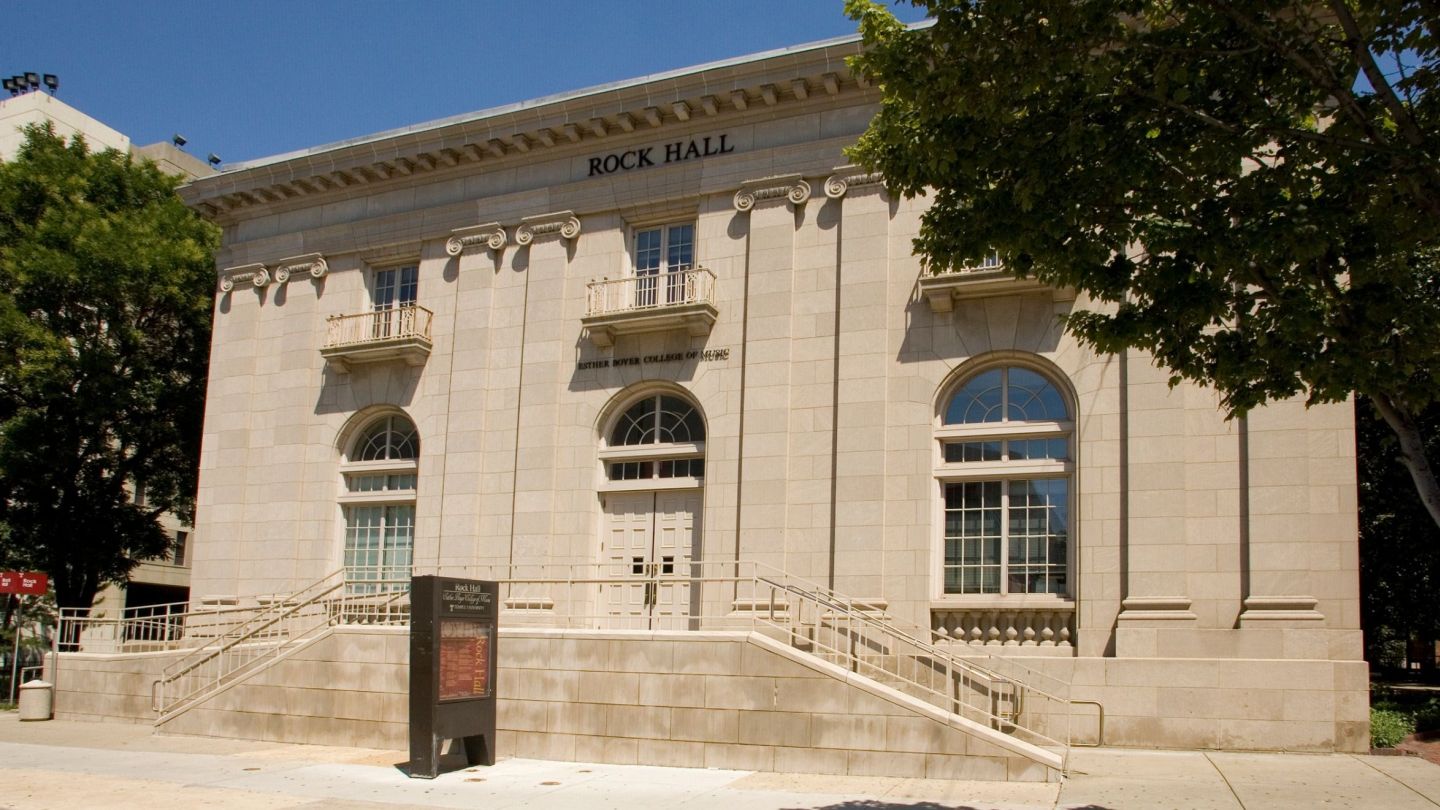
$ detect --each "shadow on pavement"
[782,803,1116,810]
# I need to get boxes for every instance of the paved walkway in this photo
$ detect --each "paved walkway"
[0,715,1437,809]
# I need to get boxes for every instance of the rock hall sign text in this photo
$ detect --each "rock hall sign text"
[587,134,735,177]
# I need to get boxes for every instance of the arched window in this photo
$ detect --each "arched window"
[602,392,705,485]
[610,394,705,446]
[937,365,1072,597]
[341,413,418,593]
[351,415,420,461]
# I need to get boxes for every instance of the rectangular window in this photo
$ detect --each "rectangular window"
[345,473,417,493]
[943,439,1066,463]
[633,223,695,307]
[943,479,1067,595]
[344,504,414,593]
[607,458,704,481]
[172,531,188,567]
[374,265,418,310]
[372,266,418,340]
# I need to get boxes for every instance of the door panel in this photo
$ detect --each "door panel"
[652,491,699,628]
[601,490,701,629]
[602,492,653,626]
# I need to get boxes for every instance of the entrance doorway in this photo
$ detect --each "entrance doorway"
[601,490,701,629]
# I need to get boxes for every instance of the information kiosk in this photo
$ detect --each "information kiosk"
[408,576,498,778]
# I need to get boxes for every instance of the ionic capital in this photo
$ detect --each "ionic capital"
[446,222,508,256]
[218,262,269,292]
[823,165,885,199]
[515,211,581,245]
[733,174,811,212]
[271,253,328,284]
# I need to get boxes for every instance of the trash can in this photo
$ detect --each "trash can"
[17,680,52,721]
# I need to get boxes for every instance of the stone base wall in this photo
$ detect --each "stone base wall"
[55,627,1057,781]
[50,627,1367,773]
[49,650,170,724]
[1014,655,1369,753]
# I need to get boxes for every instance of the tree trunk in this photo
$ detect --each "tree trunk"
[1370,392,1440,530]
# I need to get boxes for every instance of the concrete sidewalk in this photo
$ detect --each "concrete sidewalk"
[0,715,1436,809]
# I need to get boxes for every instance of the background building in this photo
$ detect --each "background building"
[0,89,209,618]
[51,33,1365,779]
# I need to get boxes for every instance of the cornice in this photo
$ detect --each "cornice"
[733,174,812,212]
[445,222,507,256]
[514,211,581,245]
[823,165,885,199]
[181,52,872,220]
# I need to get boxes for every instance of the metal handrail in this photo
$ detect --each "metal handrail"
[52,557,1091,754]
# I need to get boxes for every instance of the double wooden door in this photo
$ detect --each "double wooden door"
[601,490,700,629]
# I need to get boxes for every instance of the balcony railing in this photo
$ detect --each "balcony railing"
[918,257,1051,311]
[320,304,434,371]
[582,268,718,348]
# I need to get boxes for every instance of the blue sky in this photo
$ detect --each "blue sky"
[5,1,927,166]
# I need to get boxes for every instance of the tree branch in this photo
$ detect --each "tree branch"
[1370,391,1440,529]
[1327,0,1429,150]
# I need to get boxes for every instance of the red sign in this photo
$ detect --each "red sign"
[0,572,47,595]
[438,619,492,700]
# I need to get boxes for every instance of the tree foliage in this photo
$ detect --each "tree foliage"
[846,0,1440,525]
[0,125,218,610]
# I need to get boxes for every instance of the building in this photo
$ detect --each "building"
[0,89,208,620]
[51,32,1365,780]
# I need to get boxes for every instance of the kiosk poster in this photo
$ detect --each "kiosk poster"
[439,619,492,700]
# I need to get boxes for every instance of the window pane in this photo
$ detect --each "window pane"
[943,482,1002,594]
[1006,368,1067,422]
[635,229,661,274]
[611,397,658,445]
[1005,478,1069,595]
[374,269,397,310]
[658,395,705,443]
[344,505,384,588]
[944,441,1003,463]
[1008,439,1068,461]
[397,266,418,305]
[666,224,694,271]
[945,369,1003,424]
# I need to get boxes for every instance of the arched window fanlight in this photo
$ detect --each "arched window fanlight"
[610,394,705,446]
[945,367,1068,425]
[352,415,420,461]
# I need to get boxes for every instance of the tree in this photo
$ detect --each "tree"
[845,1,1440,526]
[0,124,218,611]
[1357,396,1440,669]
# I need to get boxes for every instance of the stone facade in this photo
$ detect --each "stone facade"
[153,32,1366,758]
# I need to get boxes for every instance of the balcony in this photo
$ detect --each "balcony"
[917,259,1050,312]
[582,268,718,348]
[321,304,434,372]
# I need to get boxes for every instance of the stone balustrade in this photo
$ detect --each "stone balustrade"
[931,606,1075,654]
